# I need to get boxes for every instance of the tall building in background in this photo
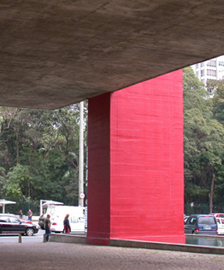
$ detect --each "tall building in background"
[191,55,224,94]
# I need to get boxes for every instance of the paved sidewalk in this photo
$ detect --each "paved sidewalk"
[1,242,224,270]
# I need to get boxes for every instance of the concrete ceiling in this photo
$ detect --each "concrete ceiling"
[1,0,224,109]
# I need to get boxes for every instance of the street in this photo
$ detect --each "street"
[0,229,45,243]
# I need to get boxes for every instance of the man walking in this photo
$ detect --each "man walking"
[44,214,51,242]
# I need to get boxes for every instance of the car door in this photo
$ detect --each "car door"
[8,216,25,234]
[217,218,224,234]
[0,216,13,234]
[70,216,85,232]
[184,216,197,233]
[0,217,8,234]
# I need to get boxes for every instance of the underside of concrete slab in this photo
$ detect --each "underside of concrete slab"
[1,0,224,109]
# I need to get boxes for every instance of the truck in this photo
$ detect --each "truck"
[45,205,85,233]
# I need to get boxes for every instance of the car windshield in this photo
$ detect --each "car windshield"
[198,216,216,225]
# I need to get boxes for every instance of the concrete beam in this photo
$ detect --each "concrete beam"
[1,0,224,109]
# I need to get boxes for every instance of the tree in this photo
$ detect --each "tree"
[183,68,224,212]
[0,102,88,213]
[211,79,224,124]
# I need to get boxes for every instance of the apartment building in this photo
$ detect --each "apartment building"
[191,55,224,94]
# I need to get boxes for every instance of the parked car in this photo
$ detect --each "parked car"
[216,217,224,235]
[184,214,189,223]
[0,214,39,236]
[18,218,32,224]
[210,213,224,218]
[184,214,218,235]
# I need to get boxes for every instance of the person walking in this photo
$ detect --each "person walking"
[19,210,23,219]
[27,209,33,221]
[44,214,51,242]
[63,214,71,233]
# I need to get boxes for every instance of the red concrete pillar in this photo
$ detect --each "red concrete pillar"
[87,70,185,245]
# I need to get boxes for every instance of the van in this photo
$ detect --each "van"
[46,205,85,233]
[184,214,218,235]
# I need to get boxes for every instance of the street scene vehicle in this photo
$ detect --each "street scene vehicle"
[184,214,189,223]
[38,215,45,229]
[210,213,224,218]
[38,200,64,229]
[18,218,32,224]
[0,214,39,236]
[45,205,85,233]
[184,214,218,235]
[216,218,224,235]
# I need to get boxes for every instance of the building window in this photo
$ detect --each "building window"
[201,63,204,67]
[207,60,216,67]
[201,70,204,77]
[207,69,216,76]
[219,61,224,66]
[196,64,199,69]
[196,71,199,77]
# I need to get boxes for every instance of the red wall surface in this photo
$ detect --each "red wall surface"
[87,70,185,245]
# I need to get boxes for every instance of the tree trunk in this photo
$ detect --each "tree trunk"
[209,173,215,213]
[15,127,19,164]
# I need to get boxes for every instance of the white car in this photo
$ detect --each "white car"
[216,218,224,235]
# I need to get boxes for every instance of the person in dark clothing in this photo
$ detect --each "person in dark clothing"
[63,214,71,233]
[44,214,51,241]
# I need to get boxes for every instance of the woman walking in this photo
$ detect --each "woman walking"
[63,214,71,233]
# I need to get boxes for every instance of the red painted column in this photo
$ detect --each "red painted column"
[87,93,111,245]
[87,70,185,245]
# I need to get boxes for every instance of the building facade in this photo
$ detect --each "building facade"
[191,55,224,94]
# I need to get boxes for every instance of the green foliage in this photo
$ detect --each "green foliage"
[184,67,224,209]
[5,164,31,199]
[212,79,224,124]
[0,103,88,214]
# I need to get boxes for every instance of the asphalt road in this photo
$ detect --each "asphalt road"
[0,229,45,243]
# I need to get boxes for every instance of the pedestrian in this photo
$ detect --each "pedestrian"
[63,214,71,233]
[19,210,23,219]
[44,214,51,242]
[27,209,33,221]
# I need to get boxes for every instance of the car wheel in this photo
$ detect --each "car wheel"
[26,228,34,236]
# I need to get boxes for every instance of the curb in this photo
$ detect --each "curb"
[50,233,86,244]
[49,234,224,255]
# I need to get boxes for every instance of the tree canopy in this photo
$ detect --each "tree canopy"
[184,67,224,213]
[0,104,88,214]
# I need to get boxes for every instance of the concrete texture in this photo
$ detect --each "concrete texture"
[1,1,224,109]
[1,241,224,270]
[50,233,224,256]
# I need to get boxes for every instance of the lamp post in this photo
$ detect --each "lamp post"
[79,101,84,207]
